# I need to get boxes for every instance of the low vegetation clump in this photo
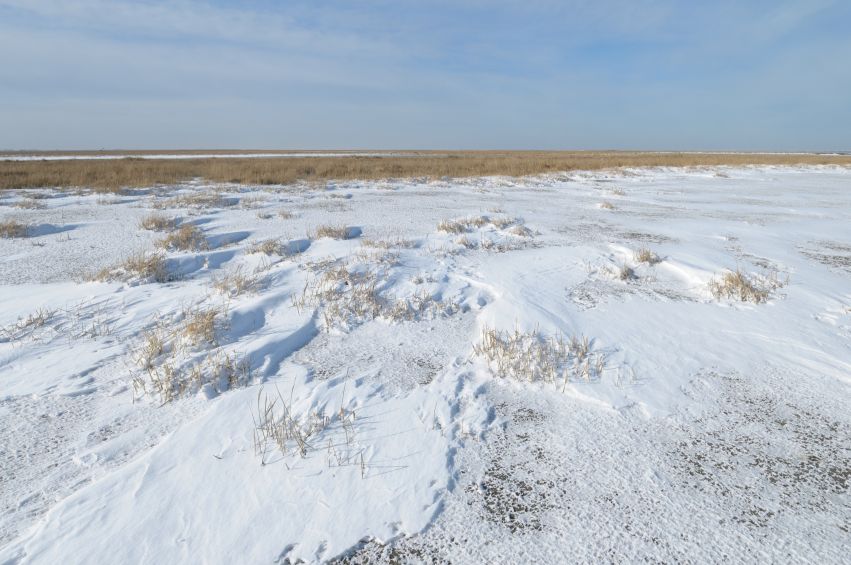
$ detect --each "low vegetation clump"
[437,218,468,234]
[94,251,172,283]
[474,325,605,389]
[437,216,535,253]
[508,225,534,237]
[247,238,283,256]
[251,387,359,465]
[133,346,250,404]
[180,306,221,347]
[438,215,526,236]
[384,289,459,323]
[294,257,458,331]
[456,235,477,249]
[277,209,295,219]
[618,264,637,281]
[157,224,207,251]
[247,237,310,258]
[360,233,417,249]
[154,192,235,210]
[314,224,359,240]
[490,215,520,229]
[351,247,400,267]
[123,252,171,281]
[438,215,490,234]
[293,265,381,329]
[0,219,28,238]
[14,198,45,209]
[130,303,249,404]
[238,195,267,209]
[139,213,177,231]
[206,352,252,393]
[0,307,56,342]
[212,266,261,297]
[708,268,788,304]
[480,237,528,253]
[633,247,661,264]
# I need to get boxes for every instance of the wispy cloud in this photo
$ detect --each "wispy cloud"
[1,0,848,149]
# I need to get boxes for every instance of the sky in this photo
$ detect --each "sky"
[1,0,849,151]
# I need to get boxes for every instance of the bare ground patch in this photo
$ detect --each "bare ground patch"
[333,367,850,563]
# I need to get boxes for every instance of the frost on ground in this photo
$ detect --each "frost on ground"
[0,166,849,563]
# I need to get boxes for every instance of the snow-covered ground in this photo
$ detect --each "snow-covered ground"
[0,166,849,563]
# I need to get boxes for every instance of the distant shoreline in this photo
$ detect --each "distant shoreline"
[1,149,848,160]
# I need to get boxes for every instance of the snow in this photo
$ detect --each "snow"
[1,165,849,563]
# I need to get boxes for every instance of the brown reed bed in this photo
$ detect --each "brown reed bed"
[2,151,849,192]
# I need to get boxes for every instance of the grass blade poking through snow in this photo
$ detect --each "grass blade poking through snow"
[474,325,605,390]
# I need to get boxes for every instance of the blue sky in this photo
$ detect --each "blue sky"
[1,0,849,150]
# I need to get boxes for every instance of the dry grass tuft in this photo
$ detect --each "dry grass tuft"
[157,224,207,251]
[238,195,267,209]
[474,325,604,389]
[122,252,170,281]
[490,215,518,229]
[139,213,177,231]
[293,265,381,330]
[293,257,457,331]
[360,231,417,250]
[130,301,250,404]
[633,247,661,265]
[14,198,45,209]
[212,266,261,297]
[247,238,283,256]
[133,346,250,404]
[133,326,167,372]
[708,268,787,303]
[181,306,221,346]
[248,238,309,258]
[94,251,171,283]
[314,224,358,240]
[351,247,400,267]
[206,351,252,392]
[384,289,459,323]
[618,264,636,281]
[480,237,528,253]
[251,386,359,464]
[0,219,28,238]
[438,215,490,234]
[507,224,534,237]
[437,218,468,234]
[277,209,295,219]
[153,192,235,210]
[467,215,490,228]
[0,307,56,342]
[456,235,478,249]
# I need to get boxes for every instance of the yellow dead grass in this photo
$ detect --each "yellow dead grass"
[2,151,849,192]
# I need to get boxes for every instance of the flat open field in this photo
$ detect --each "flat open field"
[1,165,850,563]
[2,151,851,191]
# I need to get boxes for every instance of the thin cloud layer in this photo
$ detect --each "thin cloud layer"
[1,0,848,150]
